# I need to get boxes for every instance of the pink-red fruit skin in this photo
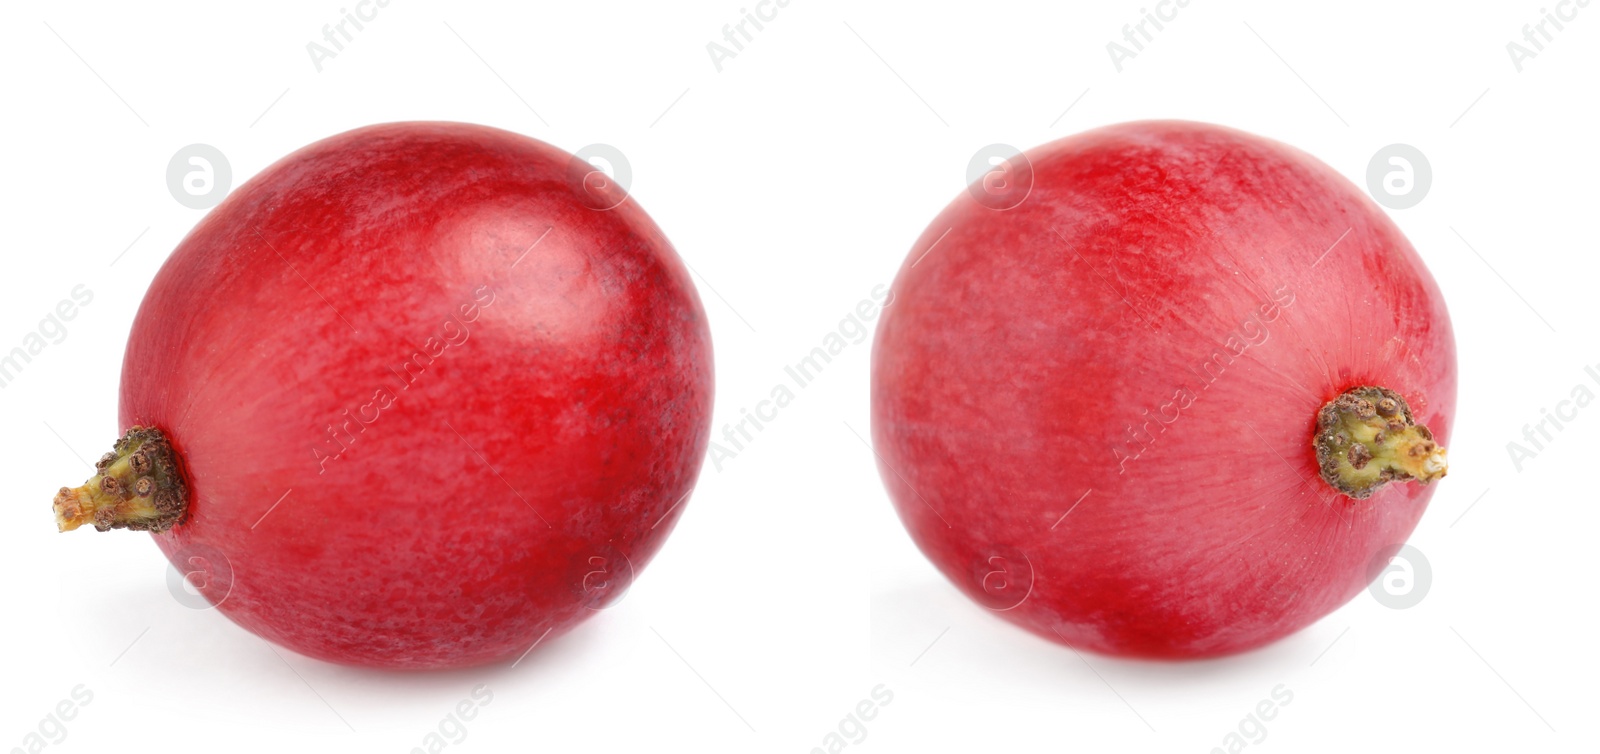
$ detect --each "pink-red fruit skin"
[871,120,1455,659]
[123,122,713,669]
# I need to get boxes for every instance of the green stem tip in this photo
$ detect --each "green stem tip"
[1314,386,1447,499]
[53,426,189,533]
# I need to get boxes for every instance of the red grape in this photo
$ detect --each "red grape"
[872,121,1455,659]
[54,122,713,669]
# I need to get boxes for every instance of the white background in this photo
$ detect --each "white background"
[1,1,1594,752]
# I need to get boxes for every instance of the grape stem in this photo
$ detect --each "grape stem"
[53,426,189,532]
[1314,386,1447,499]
